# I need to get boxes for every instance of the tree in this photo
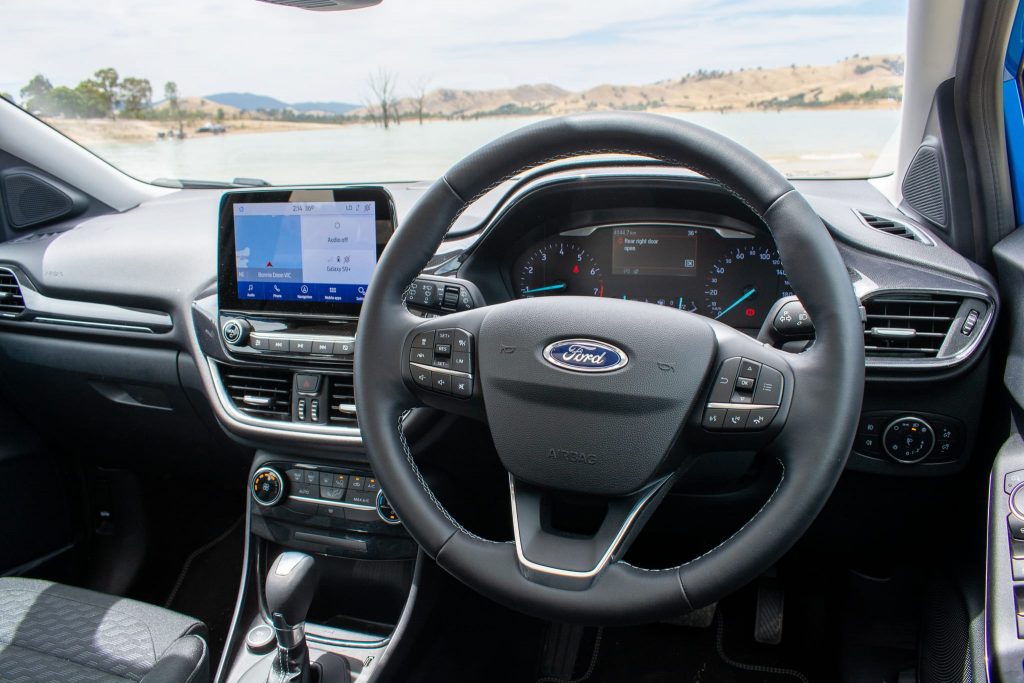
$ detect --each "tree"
[411,76,430,125]
[19,74,53,111]
[164,81,183,135]
[0,92,14,105]
[367,67,398,129]
[92,67,119,117]
[120,77,152,117]
[73,80,108,117]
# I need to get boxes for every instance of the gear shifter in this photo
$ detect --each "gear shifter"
[265,552,317,683]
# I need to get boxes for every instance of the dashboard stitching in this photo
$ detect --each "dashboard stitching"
[618,458,785,573]
[396,412,508,545]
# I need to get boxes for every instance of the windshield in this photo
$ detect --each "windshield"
[2,1,907,185]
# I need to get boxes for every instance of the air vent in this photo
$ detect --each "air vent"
[222,367,293,420]
[0,269,26,316]
[328,374,358,428]
[863,294,962,358]
[857,211,932,245]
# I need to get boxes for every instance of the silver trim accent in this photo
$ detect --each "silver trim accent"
[409,361,472,379]
[375,489,402,525]
[274,551,307,576]
[289,495,376,511]
[509,474,667,582]
[251,467,284,507]
[33,317,157,333]
[707,402,781,410]
[542,338,629,374]
[560,221,754,240]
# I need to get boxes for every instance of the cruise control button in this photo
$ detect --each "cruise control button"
[452,329,472,352]
[412,331,434,348]
[431,356,452,370]
[723,409,749,430]
[451,375,473,398]
[432,371,452,394]
[435,329,455,345]
[434,343,452,356]
[702,408,726,430]
[738,359,761,380]
[709,358,741,403]
[411,366,432,388]
[746,408,777,430]
[410,348,433,365]
[451,352,471,371]
[752,366,783,405]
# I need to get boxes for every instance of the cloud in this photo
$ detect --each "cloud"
[0,0,907,102]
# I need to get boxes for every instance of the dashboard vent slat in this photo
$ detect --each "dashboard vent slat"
[0,269,26,316]
[222,368,293,420]
[857,211,932,245]
[862,294,962,359]
[328,375,358,428]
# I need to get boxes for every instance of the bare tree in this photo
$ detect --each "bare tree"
[412,76,430,125]
[367,67,397,129]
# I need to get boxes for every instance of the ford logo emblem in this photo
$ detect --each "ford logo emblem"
[542,339,628,373]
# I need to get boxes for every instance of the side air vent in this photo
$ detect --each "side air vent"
[0,269,26,316]
[863,294,962,358]
[857,211,932,245]
[328,374,358,427]
[222,367,293,420]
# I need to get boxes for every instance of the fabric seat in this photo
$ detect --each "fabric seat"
[0,578,208,683]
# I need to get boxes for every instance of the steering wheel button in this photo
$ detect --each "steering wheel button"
[452,329,472,351]
[435,329,455,345]
[746,408,777,430]
[752,366,783,405]
[723,409,749,430]
[432,371,452,394]
[435,343,452,356]
[738,359,761,380]
[735,376,755,391]
[411,367,432,388]
[709,357,741,403]
[452,376,473,398]
[412,331,434,348]
[431,356,452,370]
[451,352,471,371]
[410,348,433,364]
[702,408,726,430]
[729,391,753,404]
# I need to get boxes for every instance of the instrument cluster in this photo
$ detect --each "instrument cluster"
[511,223,792,330]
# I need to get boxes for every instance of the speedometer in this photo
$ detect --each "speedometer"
[516,241,604,298]
[704,245,792,327]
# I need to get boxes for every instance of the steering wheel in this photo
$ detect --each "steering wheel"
[355,112,864,624]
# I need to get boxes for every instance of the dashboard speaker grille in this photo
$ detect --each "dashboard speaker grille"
[328,374,358,427]
[0,269,26,316]
[2,173,73,229]
[863,294,962,358]
[902,144,948,228]
[222,367,293,420]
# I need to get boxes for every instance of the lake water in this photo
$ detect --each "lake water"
[90,109,901,185]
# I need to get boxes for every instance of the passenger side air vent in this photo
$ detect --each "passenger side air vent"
[857,211,932,245]
[0,268,26,316]
[863,294,962,358]
[328,374,358,428]
[222,367,293,420]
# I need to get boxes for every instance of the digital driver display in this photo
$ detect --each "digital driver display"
[233,201,377,304]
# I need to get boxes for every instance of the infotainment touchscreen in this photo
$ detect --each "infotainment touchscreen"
[233,201,375,304]
[218,187,395,316]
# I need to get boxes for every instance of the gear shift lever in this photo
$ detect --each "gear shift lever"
[265,552,317,682]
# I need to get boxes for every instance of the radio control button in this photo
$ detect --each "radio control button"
[250,336,268,350]
[432,371,452,394]
[269,339,288,352]
[451,375,473,398]
[411,366,432,388]
[289,339,311,354]
[311,340,332,354]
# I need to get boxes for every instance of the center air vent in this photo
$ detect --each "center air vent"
[222,367,293,420]
[328,375,358,428]
[857,211,932,245]
[863,294,962,358]
[0,269,26,316]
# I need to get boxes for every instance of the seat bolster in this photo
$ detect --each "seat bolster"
[140,635,209,683]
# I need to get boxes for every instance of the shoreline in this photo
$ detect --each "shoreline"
[46,103,900,147]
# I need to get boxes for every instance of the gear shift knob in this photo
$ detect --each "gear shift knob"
[266,552,317,643]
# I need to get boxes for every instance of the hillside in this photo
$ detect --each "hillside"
[204,92,358,116]
[372,54,902,119]
[153,96,242,116]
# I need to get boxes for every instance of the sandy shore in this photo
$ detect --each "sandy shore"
[43,117,351,147]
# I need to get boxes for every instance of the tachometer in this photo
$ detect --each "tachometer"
[516,241,604,298]
[704,245,792,327]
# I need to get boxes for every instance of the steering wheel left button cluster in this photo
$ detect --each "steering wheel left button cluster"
[408,328,474,398]
[703,356,784,431]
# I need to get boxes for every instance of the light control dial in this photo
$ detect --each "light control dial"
[882,416,935,464]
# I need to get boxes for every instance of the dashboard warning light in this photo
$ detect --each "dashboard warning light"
[745,307,756,317]
[572,263,580,274]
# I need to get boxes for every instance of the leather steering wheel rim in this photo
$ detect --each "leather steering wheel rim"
[355,112,864,624]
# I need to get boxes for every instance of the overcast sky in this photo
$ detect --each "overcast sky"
[1,0,907,104]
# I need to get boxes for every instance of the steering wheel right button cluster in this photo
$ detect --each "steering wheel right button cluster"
[703,356,784,431]
[882,416,935,464]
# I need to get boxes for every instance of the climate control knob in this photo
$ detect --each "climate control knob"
[882,416,935,464]
[221,318,250,346]
[251,467,284,506]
